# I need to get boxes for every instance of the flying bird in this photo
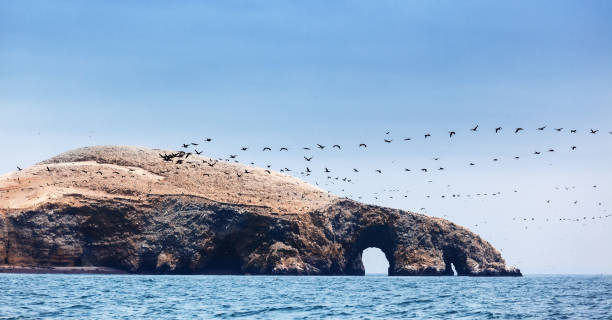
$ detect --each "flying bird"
[449,131,456,137]
[182,144,189,148]
[324,168,331,173]
[262,147,271,151]
[359,143,367,148]
[317,144,325,149]
[570,129,577,133]
[495,127,502,133]
[241,147,248,151]
[403,138,411,141]
[424,134,431,138]
[17,166,22,171]
[590,129,598,134]
[280,147,288,151]
[571,146,577,150]
[384,139,392,143]
[333,145,341,149]
[555,128,563,132]
[375,169,382,173]
[537,126,546,131]
[194,150,203,155]
[470,125,478,132]
[353,168,359,172]
[304,156,313,161]
[204,138,212,142]
[421,168,427,172]
[515,128,524,133]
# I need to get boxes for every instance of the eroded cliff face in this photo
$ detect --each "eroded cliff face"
[0,146,521,276]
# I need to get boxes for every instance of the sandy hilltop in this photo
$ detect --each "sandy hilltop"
[0,146,520,276]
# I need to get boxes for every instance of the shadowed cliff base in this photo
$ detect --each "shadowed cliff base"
[0,146,521,276]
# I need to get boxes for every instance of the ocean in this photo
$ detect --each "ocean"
[0,274,610,319]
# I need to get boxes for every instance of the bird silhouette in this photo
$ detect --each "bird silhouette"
[515,128,524,133]
[306,167,311,173]
[191,142,199,146]
[244,169,251,174]
[304,156,313,161]
[229,154,237,159]
[449,131,456,137]
[404,168,411,171]
[241,147,248,151]
[46,166,51,172]
[421,168,427,172]
[403,138,411,141]
[303,147,311,150]
[548,149,555,152]
[359,143,367,148]
[385,131,390,135]
[262,147,271,151]
[537,126,546,131]
[555,128,563,132]
[353,168,359,172]
[495,127,502,133]
[204,138,212,142]
[17,166,22,171]
[571,146,577,150]
[590,129,598,134]
[375,169,382,173]
[333,145,341,149]
[424,134,431,138]
[194,150,203,155]
[384,139,392,143]
[280,147,288,151]
[317,144,325,149]
[469,163,475,166]
[182,144,189,148]
[324,168,331,173]
[534,151,541,155]
[570,129,577,133]
[470,125,478,132]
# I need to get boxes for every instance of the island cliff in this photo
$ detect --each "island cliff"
[0,146,521,276]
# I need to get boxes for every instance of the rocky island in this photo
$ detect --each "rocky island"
[0,146,521,276]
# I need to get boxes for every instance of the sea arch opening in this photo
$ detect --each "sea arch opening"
[345,225,397,276]
[362,247,390,275]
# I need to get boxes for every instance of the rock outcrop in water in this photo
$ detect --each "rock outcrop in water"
[0,146,521,276]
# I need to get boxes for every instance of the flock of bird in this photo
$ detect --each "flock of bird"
[9,125,610,226]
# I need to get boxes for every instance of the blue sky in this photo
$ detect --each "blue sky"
[1,1,611,274]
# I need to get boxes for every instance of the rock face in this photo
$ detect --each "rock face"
[0,146,521,276]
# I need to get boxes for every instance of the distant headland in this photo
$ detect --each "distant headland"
[0,146,520,276]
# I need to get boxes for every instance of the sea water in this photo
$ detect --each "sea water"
[0,274,610,319]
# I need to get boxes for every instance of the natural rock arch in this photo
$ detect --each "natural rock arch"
[0,146,521,276]
[343,225,397,276]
